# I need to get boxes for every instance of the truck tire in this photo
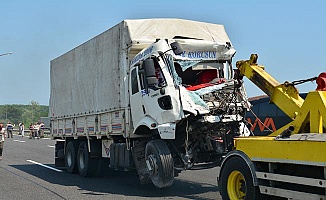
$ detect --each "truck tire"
[65,141,78,173]
[219,156,260,200]
[145,139,174,188]
[77,141,98,177]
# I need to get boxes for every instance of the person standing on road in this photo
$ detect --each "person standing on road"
[29,124,34,139]
[40,122,45,138]
[21,123,25,137]
[34,123,40,139]
[6,122,14,138]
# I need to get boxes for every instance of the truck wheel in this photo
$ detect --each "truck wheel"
[145,139,174,188]
[65,141,78,173]
[219,156,260,200]
[77,141,98,177]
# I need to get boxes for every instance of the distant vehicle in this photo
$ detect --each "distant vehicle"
[246,94,307,136]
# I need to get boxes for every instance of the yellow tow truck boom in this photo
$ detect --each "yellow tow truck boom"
[236,54,326,136]
[217,54,326,200]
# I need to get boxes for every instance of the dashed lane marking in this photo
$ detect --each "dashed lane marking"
[13,140,26,143]
[27,160,63,172]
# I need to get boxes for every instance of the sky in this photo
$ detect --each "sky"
[1,0,325,105]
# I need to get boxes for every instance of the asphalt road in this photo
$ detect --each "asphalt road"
[0,135,222,200]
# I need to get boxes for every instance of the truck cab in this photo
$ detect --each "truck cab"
[128,39,250,187]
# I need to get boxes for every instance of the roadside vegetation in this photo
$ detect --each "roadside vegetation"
[0,101,48,126]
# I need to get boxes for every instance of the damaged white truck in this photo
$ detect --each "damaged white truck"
[50,19,250,188]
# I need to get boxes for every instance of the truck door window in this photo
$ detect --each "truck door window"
[161,54,182,86]
[131,68,139,94]
[153,58,166,87]
[139,57,167,90]
[139,72,145,90]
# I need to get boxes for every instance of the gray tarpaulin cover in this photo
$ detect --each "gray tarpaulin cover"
[49,19,233,118]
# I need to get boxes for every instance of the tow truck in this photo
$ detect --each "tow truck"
[217,54,326,199]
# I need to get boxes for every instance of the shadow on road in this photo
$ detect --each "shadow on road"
[10,163,218,200]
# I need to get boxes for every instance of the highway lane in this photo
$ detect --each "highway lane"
[0,135,222,200]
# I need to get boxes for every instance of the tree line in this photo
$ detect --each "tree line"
[0,101,48,126]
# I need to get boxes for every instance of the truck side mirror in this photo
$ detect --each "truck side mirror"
[143,59,158,85]
[170,42,184,55]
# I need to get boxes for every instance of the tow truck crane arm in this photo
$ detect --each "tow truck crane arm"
[218,54,326,199]
[236,54,326,136]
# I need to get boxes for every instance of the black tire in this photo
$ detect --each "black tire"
[77,141,98,177]
[219,156,260,200]
[65,141,78,173]
[145,139,174,188]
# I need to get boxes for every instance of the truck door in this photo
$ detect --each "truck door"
[129,66,145,128]
[130,59,182,131]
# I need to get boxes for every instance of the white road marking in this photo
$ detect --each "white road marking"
[13,140,26,143]
[42,138,50,140]
[26,160,63,172]
[47,145,55,148]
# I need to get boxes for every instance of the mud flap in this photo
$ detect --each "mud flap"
[55,140,65,168]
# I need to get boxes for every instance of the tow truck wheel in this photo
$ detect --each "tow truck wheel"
[77,141,98,177]
[145,139,174,188]
[219,156,260,200]
[65,141,78,173]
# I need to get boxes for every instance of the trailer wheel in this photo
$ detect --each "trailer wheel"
[145,139,174,188]
[219,156,260,200]
[65,141,78,173]
[77,141,98,177]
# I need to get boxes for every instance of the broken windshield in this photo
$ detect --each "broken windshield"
[162,53,234,87]
[173,60,233,86]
